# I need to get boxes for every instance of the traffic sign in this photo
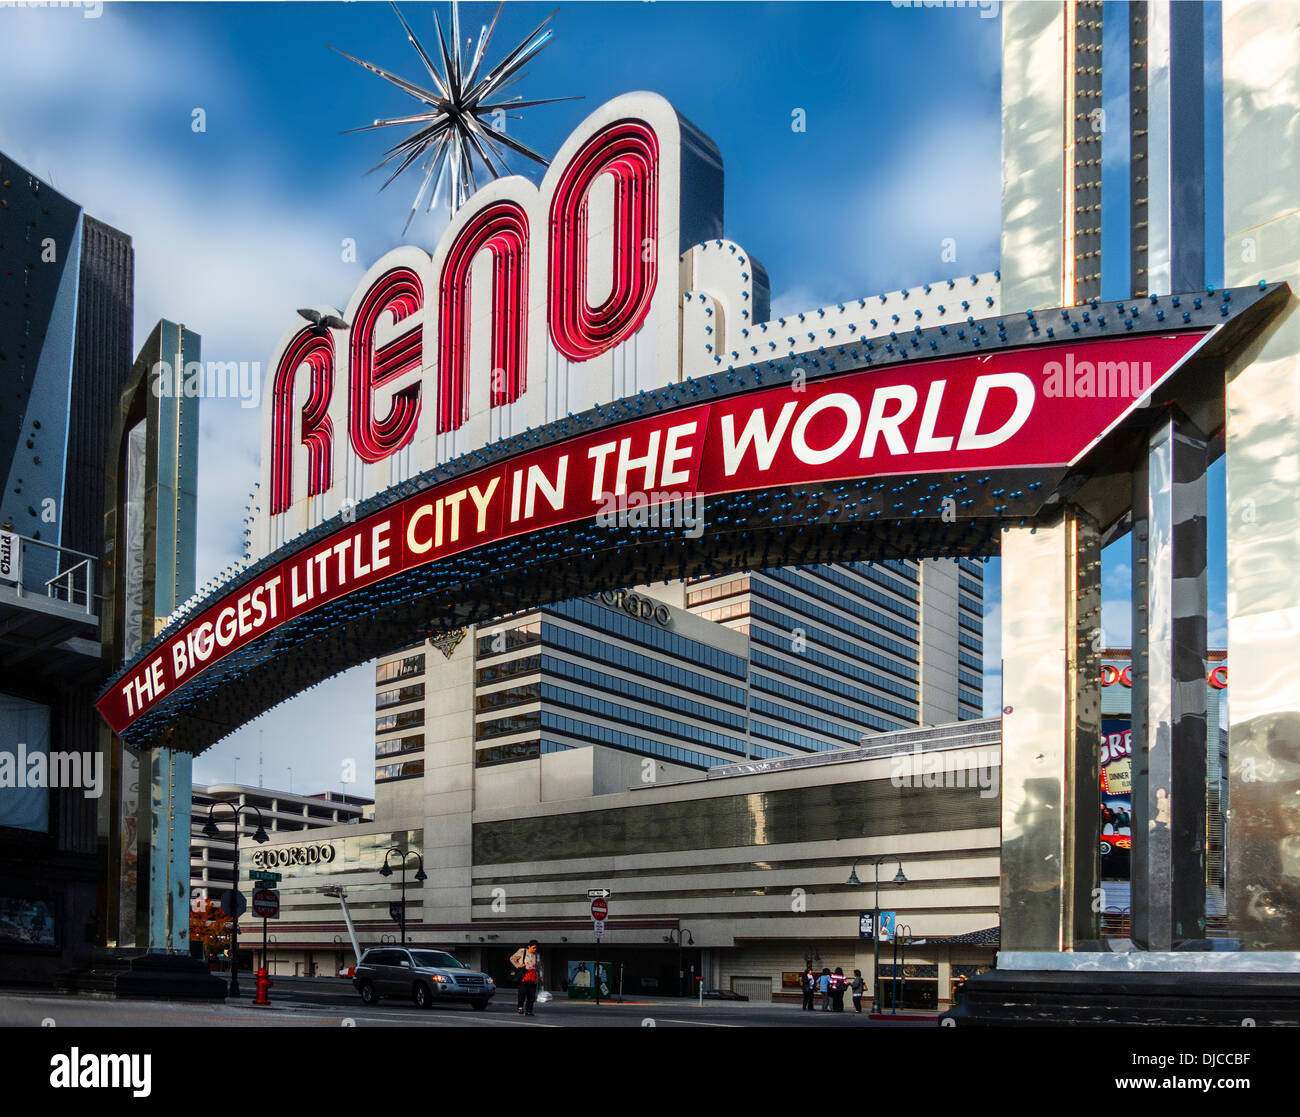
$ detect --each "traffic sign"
[593,919,606,940]
[250,870,281,883]
[589,897,608,920]
[252,889,280,918]
[587,888,611,899]
[219,889,247,918]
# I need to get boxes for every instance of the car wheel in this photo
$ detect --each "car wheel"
[359,980,379,1005]
[1100,840,1113,856]
[414,982,432,1009]
[471,999,489,1011]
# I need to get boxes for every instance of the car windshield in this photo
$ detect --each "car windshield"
[410,951,466,969]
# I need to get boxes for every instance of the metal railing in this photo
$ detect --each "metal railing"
[2,533,99,616]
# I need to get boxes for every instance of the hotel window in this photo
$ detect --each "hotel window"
[376,683,425,710]
[695,601,751,623]
[475,654,541,686]
[475,682,541,712]
[475,711,542,741]
[377,653,425,684]
[375,709,425,734]
[476,620,541,658]
[686,575,751,608]
[376,760,425,783]
[376,734,424,758]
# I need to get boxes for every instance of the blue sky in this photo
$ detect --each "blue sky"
[0,2,1226,794]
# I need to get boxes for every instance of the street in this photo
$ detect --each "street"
[0,978,935,1028]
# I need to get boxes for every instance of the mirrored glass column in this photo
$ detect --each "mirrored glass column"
[1130,412,1209,949]
[999,508,1102,950]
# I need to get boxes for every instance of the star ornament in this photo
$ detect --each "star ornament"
[332,1,580,232]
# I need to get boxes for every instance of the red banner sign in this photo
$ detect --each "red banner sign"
[97,332,1206,736]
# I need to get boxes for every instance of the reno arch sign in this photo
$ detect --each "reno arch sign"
[260,93,726,555]
[96,91,1280,744]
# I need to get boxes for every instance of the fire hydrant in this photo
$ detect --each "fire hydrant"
[253,967,273,1006]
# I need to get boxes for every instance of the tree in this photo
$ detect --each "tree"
[190,898,231,961]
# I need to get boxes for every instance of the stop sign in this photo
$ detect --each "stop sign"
[590,898,608,920]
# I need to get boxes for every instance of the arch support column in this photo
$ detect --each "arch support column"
[999,508,1102,951]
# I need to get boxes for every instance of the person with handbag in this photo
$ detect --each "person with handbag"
[801,965,816,1011]
[510,940,541,1015]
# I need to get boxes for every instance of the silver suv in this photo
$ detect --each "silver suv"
[353,947,496,1010]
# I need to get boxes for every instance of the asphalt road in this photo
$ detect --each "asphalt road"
[0,977,935,1028]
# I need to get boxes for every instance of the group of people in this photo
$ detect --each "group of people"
[801,965,866,1013]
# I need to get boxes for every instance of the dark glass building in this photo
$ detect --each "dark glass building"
[0,153,133,984]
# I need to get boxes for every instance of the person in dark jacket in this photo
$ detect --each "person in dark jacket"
[801,966,816,1011]
[850,969,865,1013]
[831,967,847,1011]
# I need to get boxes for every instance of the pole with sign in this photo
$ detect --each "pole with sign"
[252,889,279,976]
[590,897,608,1006]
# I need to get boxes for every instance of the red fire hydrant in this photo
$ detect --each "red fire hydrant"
[253,967,273,1006]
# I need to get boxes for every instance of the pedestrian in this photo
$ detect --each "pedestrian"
[801,965,816,1011]
[818,967,832,1010]
[510,939,541,1016]
[850,969,865,1014]
[831,967,847,1012]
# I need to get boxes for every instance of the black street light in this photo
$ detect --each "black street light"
[379,848,426,945]
[846,854,907,1015]
[891,923,927,1015]
[663,927,695,997]
[201,799,270,998]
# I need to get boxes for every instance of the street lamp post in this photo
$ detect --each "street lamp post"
[892,923,926,1013]
[201,799,271,998]
[663,927,695,997]
[846,854,907,1015]
[379,848,426,945]
[892,922,909,1014]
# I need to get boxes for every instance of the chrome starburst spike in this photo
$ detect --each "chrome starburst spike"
[331,1,580,232]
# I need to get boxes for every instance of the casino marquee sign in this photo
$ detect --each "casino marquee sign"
[97,93,1286,751]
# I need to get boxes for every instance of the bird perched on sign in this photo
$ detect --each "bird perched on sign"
[297,309,349,330]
